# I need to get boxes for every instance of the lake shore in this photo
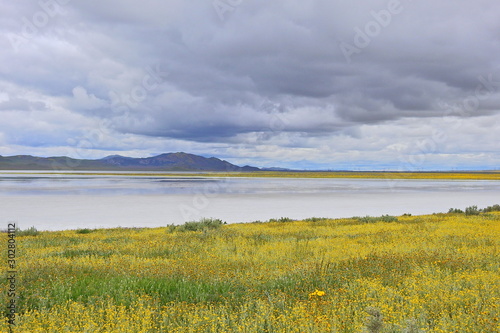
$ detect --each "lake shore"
[2,170,500,180]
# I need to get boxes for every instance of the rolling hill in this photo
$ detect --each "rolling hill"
[0,152,260,171]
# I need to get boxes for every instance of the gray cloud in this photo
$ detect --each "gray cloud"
[0,0,499,169]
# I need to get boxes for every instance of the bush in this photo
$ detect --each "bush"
[169,218,226,232]
[449,204,500,215]
[269,217,294,223]
[16,226,40,236]
[76,228,93,234]
[465,205,480,216]
[304,217,329,222]
[357,215,398,223]
[380,215,398,222]
[482,204,500,213]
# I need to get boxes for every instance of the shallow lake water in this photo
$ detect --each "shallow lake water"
[1,171,499,231]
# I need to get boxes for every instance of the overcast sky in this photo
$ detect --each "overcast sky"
[1,0,499,170]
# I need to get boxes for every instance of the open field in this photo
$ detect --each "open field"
[3,209,500,332]
[4,170,500,180]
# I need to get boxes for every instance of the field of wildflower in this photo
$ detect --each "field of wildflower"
[3,207,499,332]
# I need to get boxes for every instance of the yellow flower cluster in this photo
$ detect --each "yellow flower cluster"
[308,290,326,298]
[1,211,498,332]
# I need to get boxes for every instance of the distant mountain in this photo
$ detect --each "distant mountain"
[0,153,260,171]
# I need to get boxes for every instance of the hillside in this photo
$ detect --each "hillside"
[0,152,260,171]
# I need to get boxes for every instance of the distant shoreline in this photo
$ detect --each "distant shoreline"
[1,170,500,180]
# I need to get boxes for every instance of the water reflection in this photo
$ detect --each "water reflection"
[1,173,499,230]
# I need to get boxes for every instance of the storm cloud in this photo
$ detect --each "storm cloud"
[0,0,499,169]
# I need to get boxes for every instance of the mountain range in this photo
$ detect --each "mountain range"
[0,152,260,171]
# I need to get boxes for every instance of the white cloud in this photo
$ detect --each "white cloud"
[70,86,107,110]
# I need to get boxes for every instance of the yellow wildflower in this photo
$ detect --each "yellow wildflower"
[309,289,326,298]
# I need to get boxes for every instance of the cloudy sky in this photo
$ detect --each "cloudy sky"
[1,0,499,170]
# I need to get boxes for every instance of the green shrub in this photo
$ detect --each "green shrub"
[356,216,376,223]
[169,218,226,232]
[465,205,480,216]
[304,217,329,222]
[357,215,398,223]
[15,226,40,236]
[269,217,294,223]
[76,228,93,234]
[482,204,500,212]
[449,204,500,215]
[380,214,398,222]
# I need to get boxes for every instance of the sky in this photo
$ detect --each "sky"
[0,0,499,170]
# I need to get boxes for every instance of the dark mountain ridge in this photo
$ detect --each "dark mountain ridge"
[0,152,260,171]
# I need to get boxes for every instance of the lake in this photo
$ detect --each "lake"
[1,171,499,231]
